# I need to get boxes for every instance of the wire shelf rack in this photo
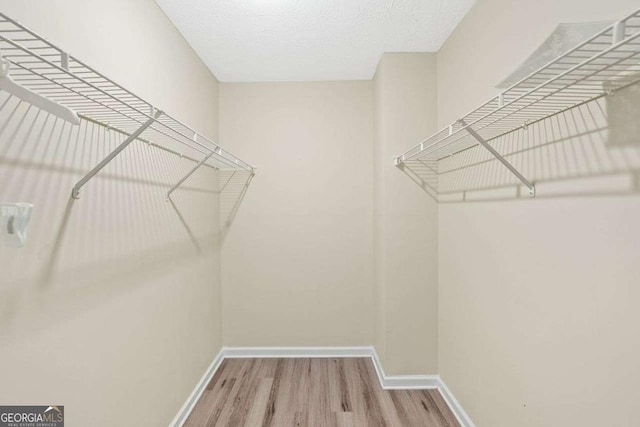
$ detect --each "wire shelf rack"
[396,8,640,198]
[0,12,254,199]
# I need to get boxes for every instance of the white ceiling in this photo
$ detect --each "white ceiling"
[155,0,476,82]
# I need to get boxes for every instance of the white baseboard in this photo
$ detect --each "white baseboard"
[170,346,474,427]
[169,349,224,427]
[437,376,476,427]
[369,347,439,390]
[223,346,373,359]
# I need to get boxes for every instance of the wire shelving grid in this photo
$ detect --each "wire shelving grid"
[396,8,640,197]
[0,12,254,199]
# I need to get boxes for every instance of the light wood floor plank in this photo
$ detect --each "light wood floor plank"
[245,378,274,427]
[333,412,355,427]
[209,359,258,426]
[269,359,298,426]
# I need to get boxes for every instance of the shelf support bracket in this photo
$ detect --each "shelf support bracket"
[166,149,217,200]
[458,119,536,197]
[71,109,162,199]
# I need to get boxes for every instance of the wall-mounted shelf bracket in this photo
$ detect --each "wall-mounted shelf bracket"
[0,51,80,125]
[458,119,536,197]
[165,148,217,201]
[71,109,162,199]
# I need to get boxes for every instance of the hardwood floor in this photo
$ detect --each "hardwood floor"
[184,358,460,427]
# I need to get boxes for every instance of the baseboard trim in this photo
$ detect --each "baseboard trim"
[169,349,224,427]
[170,346,474,427]
[369,347,439,390]
[437,377,476,427]
[223,346,373,359]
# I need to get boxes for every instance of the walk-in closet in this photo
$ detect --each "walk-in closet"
[1,1,639,426]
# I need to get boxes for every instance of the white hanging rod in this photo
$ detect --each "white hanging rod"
[395,7,640,199]
[0,12,254,198]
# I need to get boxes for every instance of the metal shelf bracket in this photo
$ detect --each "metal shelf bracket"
[458,119,536,197]
[0,51,80,125]
[165,148,218,201]
[71,108,163,199]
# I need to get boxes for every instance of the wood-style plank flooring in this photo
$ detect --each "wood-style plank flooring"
[185,358,460,427]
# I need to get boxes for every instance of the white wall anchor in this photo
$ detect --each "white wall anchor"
[1,203,34,248]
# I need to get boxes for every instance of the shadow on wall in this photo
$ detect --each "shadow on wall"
[399,83,640,203]
[0,91,234,337]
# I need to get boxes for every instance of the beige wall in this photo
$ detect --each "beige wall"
[373,53,439,375]
[0,1,222,426]
[218,81,375,347]
[437,0,640,426]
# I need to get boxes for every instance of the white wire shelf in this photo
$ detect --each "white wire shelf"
[396,8,640,197]
[0,12,254,199]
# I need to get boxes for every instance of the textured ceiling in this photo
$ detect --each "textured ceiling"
[154,0,475,82]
